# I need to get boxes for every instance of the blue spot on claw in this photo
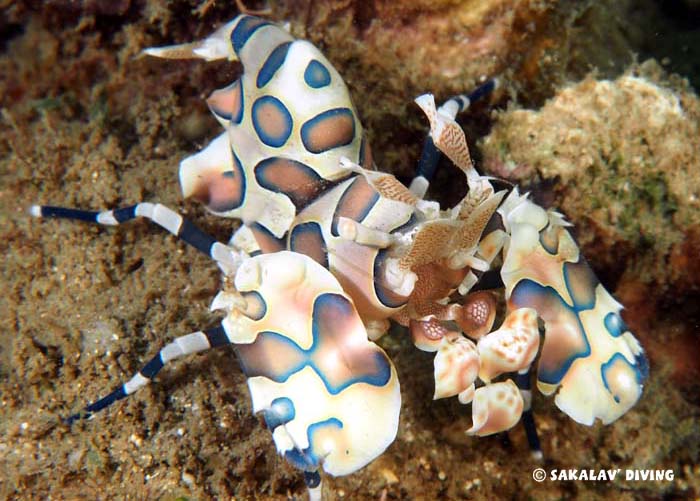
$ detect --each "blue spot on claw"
[604,312,628,338]
[304,60,331,88]
[257,42,292,88]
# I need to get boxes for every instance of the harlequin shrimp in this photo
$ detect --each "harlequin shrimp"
[32,14,648,498]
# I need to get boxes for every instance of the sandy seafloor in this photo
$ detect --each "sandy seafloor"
[1,1,699,499]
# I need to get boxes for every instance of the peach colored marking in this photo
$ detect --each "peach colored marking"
[260,159,327,208]
[335,176,377,227]
[292,226,327,267]
[250,225,285,253]
[305,113,354,153]
[237,294,390,390]
[313,295,390,386]
[361,137,373,168]
[207,82,242,120]
[514,289,587,381]
[256,101,289,140]
[192,170,243,211]
[564,260,598,307]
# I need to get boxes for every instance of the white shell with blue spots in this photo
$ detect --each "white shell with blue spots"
[179,16,364,239]
[147,13,648,479]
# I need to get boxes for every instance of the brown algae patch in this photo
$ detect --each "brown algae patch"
[481,61,700,299]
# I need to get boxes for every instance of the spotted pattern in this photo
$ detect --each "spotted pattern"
[304,59,331,88]
[290,222,328,269]
[301,108,355,154]
[231,15,271,55]
[254,157,341,211]
[236,293,392,394]
[207,79,244,124]
[191,149,246,212]
[252,96,293,148]
[331,176,379,237]
[257,42,292,88]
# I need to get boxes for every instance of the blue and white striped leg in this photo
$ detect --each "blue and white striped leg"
[31,203,237,270]
[65,325,231,424]
[515,369,543,461]
[410,78,498,198]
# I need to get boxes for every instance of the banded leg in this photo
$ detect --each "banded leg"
[515,369,543,460]
[65,325,231,424]
[410,79,498,198]
[304,470,322,501]
[31,202,237,271]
